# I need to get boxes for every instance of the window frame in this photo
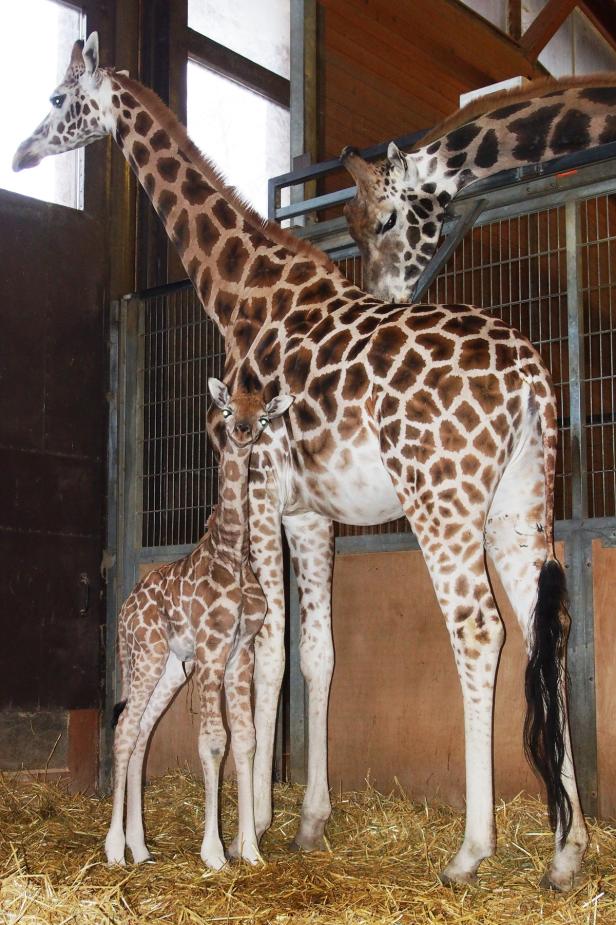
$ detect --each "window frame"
[187,27,290,109]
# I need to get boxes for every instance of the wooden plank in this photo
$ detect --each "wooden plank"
[593,539,616,818]
[508,0,523,41]
[68,709,99,794]
[322,3,475,109]
[328,548,538,805]
[520,0,579,62]
[320,0,539,80]
[322,32,461,127]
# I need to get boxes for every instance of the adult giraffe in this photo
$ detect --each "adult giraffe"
[14,34,588,889]
[342,74,616,300]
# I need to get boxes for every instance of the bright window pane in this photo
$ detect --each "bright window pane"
[188,0,290,79]
[187,61,289,219]
[0,0,84,208]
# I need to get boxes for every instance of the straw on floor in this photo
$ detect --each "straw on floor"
[0,769,614,924]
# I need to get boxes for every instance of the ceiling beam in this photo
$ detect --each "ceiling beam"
[579,0,616,53]
[519,0,579,62]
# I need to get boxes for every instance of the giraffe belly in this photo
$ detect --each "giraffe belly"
[292,443,404,526]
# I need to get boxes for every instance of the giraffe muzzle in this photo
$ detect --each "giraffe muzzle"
[12,142,42,172]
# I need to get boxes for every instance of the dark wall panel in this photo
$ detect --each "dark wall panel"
[0,190,106,711]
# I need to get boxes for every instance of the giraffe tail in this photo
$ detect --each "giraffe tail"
[524,380,573,846]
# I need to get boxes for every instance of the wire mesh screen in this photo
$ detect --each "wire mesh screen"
[140,285,225,548]
[427,206,571,521]
[132,197,615,551]
[579,194,616,518]
[335,207,572,535]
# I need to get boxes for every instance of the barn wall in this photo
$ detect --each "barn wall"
[594,540,616,819]
[327,546,538,805]
[0,0,138,789]
[316,0,543,159]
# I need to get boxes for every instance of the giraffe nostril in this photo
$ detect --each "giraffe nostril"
[236,422,251,434]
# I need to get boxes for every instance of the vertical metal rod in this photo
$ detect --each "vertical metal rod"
[565,197,597,815]
[101,300,121,790]
[288,567,306,784]
[567,200,588,520]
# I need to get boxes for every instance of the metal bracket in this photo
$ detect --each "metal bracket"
[412,198,487,302]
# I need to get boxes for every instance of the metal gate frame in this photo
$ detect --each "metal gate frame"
[104,157,616,816]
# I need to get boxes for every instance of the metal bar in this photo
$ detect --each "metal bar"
[100,300,121,791]
[567,200,588,519]
[412,199,487,302]
[288,567,306,784]
[336,532,421,556]
[277,185,356,219]
[122,300,143,602]
[564,529,598,817]
[564,199,597,815]
[269,129,426,190]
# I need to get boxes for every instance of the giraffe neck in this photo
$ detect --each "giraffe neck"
[416,81,616,196]
[210,444,251,564]
[109,73,337,335]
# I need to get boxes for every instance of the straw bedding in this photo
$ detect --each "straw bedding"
[1,769,614,924]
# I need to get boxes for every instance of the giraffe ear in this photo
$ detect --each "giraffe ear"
[208,378,230,409]
[387,142,418,186]
[265,393,295,419]
[70,40,85,68]
[82,32,99,75]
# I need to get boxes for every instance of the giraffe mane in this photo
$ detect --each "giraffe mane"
[415,71,616,150]
[115,73,337,274]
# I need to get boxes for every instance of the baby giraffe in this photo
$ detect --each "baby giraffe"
[105,378,294,869]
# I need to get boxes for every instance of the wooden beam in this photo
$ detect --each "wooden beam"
[187,29,290,108]
[580,0,616,54]
[508,0,522,41]
[520,0,579,61]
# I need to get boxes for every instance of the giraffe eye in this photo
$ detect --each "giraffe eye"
[377,211,397,234]
[222,409,232,418]
[50,94,66,109]
[259,416,269,427]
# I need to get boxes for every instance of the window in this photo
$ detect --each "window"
[187,61,290,218]
[186,1,291,219]
[188,0,290,79]
[0,0,84,209]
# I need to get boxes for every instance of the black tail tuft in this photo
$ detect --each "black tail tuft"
[111,699,128,728]
[524,558,572,847]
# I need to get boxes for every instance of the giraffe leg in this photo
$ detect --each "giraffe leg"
[283,511,334,852]
[410,514,504,884]
[105,644,168,864]
[249,476,286,840]
[124,652,193,863]
[196,636,234,870]
[224,632,263,865]
[486,438,587,891]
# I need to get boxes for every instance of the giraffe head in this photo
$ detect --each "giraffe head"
[342,143,449,301]
[12,33,118,172]
[208,379,294,449]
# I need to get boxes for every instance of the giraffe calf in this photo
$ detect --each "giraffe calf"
[105,379,294,870]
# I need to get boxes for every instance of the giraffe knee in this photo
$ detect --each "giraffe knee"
[454,609,504,654]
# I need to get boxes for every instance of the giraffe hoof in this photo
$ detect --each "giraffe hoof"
[288,834,326,853]
[539,868,576,893]
[439,868,478,887]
